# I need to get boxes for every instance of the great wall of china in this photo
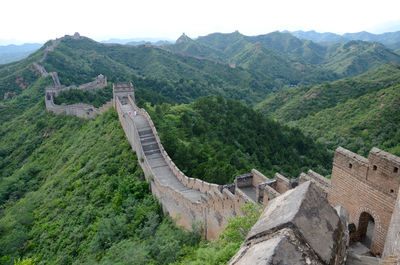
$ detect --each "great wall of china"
[36,35,400,264]
[34,33,112,119]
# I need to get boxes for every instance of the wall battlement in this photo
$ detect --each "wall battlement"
[333,146,400,197]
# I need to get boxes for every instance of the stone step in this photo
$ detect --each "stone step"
[139,135,153,141]
[142,141,160,147]
[145,150,161,156]
[138,129,153,136]
[141,137,156,144]
[141,139,157,145]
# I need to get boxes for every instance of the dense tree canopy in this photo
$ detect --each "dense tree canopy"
[147,96,331,184]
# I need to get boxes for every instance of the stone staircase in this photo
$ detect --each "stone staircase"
[123,106,203,203]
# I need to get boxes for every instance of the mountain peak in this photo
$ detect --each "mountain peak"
[176,33,192,44]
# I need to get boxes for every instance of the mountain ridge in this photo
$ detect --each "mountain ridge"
[163,31,400,82]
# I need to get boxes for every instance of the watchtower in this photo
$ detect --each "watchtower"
[328,147,400,256]
[113,82,134,107]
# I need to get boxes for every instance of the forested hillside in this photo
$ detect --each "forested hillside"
[0,107,200,265]
[256,65,400,156]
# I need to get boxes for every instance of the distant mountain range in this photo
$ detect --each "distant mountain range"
[286,30,400,50]
[162,31,400,84]
[0,43,42,64]
[101,37,172,46]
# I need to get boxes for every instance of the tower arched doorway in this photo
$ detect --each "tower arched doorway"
[358,212,375,249]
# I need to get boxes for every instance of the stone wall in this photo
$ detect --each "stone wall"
[44,75,109,119]
[45,98,112,119]
[114,89,302,239]
[115,93,251,238]
[328,147,400,256]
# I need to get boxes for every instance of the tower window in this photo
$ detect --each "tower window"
[394,167,398,173]
[373,165,377,171]
[349,163,353,169]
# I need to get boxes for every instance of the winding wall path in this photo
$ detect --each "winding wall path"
[35,36,111,119]
[114,87,266,238]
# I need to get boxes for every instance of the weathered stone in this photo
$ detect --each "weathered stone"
[230,229,316,265]
[230,181,347,265]
[335,205,350,225]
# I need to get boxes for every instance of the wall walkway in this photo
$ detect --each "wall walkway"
[113,85,283,238]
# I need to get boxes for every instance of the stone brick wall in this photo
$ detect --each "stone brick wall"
[328,147,400,256]
[229,182,348,265]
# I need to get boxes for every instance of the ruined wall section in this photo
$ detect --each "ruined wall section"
[328,147,400,256]
[274,172,292,193]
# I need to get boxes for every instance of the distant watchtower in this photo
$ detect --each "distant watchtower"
[328,147,400,256]
[113,82,134,108]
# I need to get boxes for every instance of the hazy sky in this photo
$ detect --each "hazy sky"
[1,0,400,44]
